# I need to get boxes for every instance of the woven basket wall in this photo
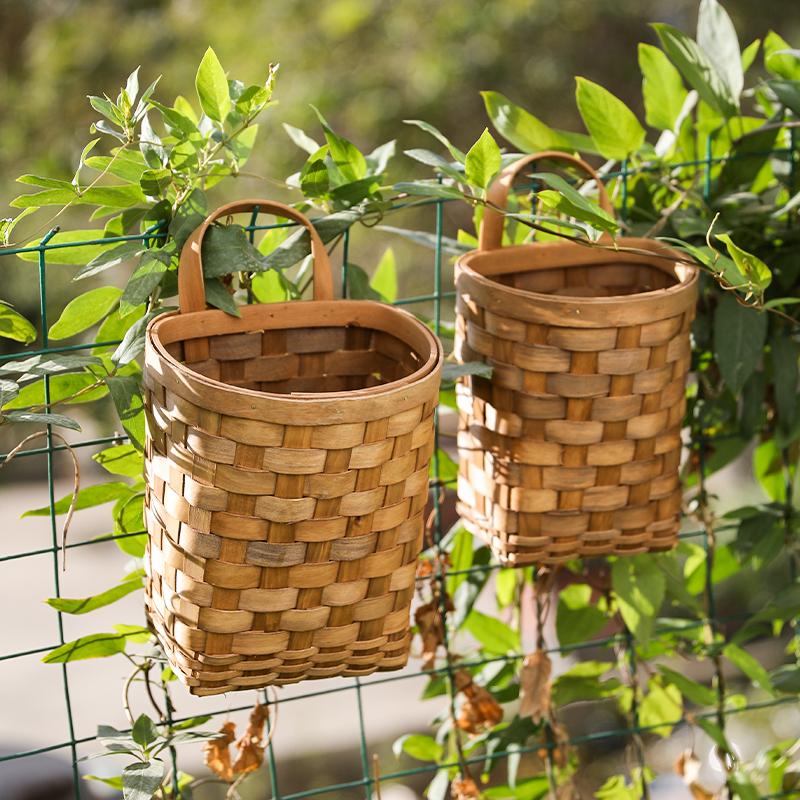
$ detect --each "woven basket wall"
[143,199,442,695]
[455,153,698,566]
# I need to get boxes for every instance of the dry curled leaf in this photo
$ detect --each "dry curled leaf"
[675,749,717,800]
[415,598,451,670]
[519,650,552,723]
[455,670,503,734]
[232,703,268,775]
[203,721,236,783]
[451,776,481,799]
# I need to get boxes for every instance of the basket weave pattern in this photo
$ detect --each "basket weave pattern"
[455,154,698,565]
[143,200,441,695]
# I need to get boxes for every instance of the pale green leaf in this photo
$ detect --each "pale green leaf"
[195,47,230,122]
[49,287,122,340]
[575,77,646,160]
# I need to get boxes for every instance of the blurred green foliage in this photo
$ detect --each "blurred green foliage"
[1,0,798,198]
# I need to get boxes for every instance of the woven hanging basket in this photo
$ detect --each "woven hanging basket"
[143,199,442,695]
[455,153,698,566]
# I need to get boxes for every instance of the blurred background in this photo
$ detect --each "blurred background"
[2,1,800,798]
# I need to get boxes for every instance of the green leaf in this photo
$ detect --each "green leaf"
[46,571,144,615]
[638,43,688,131]
[49,287,122,340]
[74,241,142,281]
[697,0,743,104]
[195,47,230,123]
[283,123,320,155]
[3,372,107,409]
[403,119,466,162]
[86,149,149,183]
[22,481,134,518]
[84,775,124,790]
[552,661,620,706]
[0,379,19,406]
[169,190,207,250]
[639,679,681,737]
[122,759,164,800]
[464,128,501,190]
[714,233,771,297]
[392,733,442,763]
[113,494,146,556]
[3,410,81,431]
[531,172,619,235]
[446,527,474,595]
[139,167,172,196]
[24,481,135,517]
[611,555,665,643]
[43,630,138,663]
[202,224,265,278]
[464,609,520,654]
[723,643,774,694]
[753,438,786,503]
[106,375,145,450]
[0,303,36,344]
[575,77,646,161]
[697,718,730,751]
[441,361,493,382]
[0,353,101,378]
[652,23,738,117]
[713,294,767,395]
[403,149,464,184]
[481,91,566,153]
[252,268,291,303]
[300,156,330,198]
[112,311,159,367]
[741,39,761,72]
[345,264,383,301]
[312,106,367,184]
[12,185,145,210]
[94,443,143,478]
[204,278,240,316]
[764,31,800,80]
[376,225,469,256]
[16,230,118,265]
[771,664,800,694]
[556,584,607,647]
[658,665,717,707]
[394,180,464,201]
[370,248,397,302]
[771,334,799,436]
[120,253,170,311]
[132,714,159,749]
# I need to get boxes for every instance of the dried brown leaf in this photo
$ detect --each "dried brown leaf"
[456,672,503,734]
[675,750,717,800]
[519,651,552,723]
[232,703,268,776]
[203,721,236,783]
[451,776,481,799]
[415,600,445,670]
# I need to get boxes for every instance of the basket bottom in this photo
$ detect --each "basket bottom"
[147,605,413,696]
[457,501,680,566]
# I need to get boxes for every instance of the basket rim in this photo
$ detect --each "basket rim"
[146,298,443,403]
[457,236,698,307]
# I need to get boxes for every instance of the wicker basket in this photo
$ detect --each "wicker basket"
[455,153,698,566]
[143,199,442,695]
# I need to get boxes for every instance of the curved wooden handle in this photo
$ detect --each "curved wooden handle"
[178,198,335,313]
[478,151,615,251]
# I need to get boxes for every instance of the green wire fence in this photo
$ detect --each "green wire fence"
[1,142,799,799]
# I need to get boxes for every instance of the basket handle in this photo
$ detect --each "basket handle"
[478,151,615,251]
[178,198,335,313]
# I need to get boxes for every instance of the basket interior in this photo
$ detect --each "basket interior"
[496,261,678,298]
[164,324,427,394]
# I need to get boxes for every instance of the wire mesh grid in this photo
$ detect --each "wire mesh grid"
[1,140,799,799]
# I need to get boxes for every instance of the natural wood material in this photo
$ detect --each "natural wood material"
[143,199,442,695]
[455,154,698,565]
